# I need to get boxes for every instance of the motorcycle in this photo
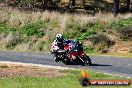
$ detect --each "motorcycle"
[53,49,67,62]
[63,40,92,66]
[51,40,92,66]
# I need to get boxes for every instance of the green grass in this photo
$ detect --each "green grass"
[89,52,132,58]
[109,18,132,29]
[0,65,9,68]
[19,20,45,37]
[0,10,132,56]
[0,24,16,34]
[0,70,131,88]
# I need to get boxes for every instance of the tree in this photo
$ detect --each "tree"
[41,0,60,8]
[41,0,48,8]
[81,0,85,7]
[68,0,75,11]
[113,0,119,15]
[126,0,130,11]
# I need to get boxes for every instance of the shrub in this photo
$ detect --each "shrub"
[88,34,114,52]
[0,24,17,34]
[32,40,45,51]
[5,32,21,48]
[20,20,45,37]
[66,21,82,32]
[88,34,112,45]
[76,23,102,41]
[0,11,10,24]
[109,18,132,29]
[8,14,21,26]
[117,27,132,41]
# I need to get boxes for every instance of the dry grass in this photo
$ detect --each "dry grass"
[109,41,132,53]
[15,43,31,51]
[0,3,132,53]
[1,4,132,29]
[5,32,21,47]
[1,4,132,28]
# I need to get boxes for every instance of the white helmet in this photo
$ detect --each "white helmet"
[56,34,64,43]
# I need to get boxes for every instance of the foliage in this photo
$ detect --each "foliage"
[88,34,113,52]
[0,5,132,53]
[5,32,21,49]
[83,46,94,54]
[0,24,16,34]
[117,27,132,41]
[20,20,45,37]
[76,23,102,41]
[7,0,61,8]
[109,18,132,29]
[89,34,113,46]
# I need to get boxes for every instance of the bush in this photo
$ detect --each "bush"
[110,18,132,29]
[0,11,10,24]
[88,34,112,46]
[32,40,45,51]
[76,31,96,41]
[66,21,82,32]
[76,23,102,41]
[5,32,21,48]
[88,34,114,52]
[0,24,17,34]
[20,21,45,37]
[117,27,132,41]
[5,0,60,9]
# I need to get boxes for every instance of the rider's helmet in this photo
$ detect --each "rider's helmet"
[56,34,64,43]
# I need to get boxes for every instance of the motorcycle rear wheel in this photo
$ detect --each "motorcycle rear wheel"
[62,57,70,65]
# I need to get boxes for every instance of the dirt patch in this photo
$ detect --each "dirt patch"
[0,63,66,78]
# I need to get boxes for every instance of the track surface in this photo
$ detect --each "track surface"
[0,51,132,78]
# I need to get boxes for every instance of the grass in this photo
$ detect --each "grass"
[109,18,132,29]
[0,65,9,68]
[0,19,132,56]
[0,4,132,55]
[89,53,132,58]
[19,20,45,37]
[0,24,16,34]
[0,69,131,88]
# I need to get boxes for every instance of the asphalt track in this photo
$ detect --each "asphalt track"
[0,51,132,78]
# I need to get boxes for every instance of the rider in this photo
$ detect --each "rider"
[51,34,65,61]
[51,34,64,51]
[51,34,71,52]
[51,34,82,61]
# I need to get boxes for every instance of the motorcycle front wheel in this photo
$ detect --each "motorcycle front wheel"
[82,55,92,66]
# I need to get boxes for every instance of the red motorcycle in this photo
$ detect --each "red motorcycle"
[62,40,92,66]
[51,40,92,66]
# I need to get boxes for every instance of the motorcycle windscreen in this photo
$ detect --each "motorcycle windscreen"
[71,43,83,51]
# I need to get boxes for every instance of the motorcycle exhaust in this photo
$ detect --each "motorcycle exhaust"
[78,56,85,63]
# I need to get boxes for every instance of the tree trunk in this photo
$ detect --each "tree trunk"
[126,0,130,11]
[113,0,119,15]
[41,0,48,9]
[68,0,75,10]
[81,0,85,6]
[71,0,75,6]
